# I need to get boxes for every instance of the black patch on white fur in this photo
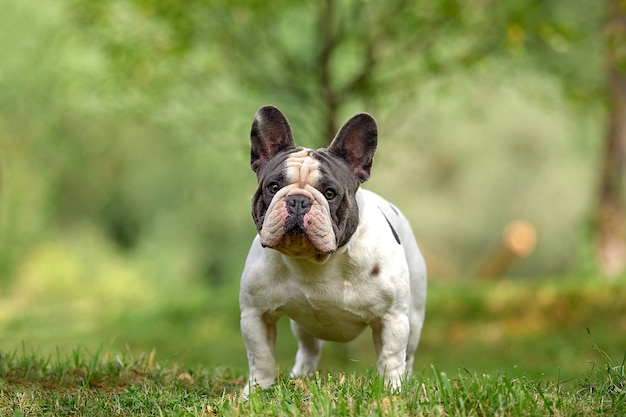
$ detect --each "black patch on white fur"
[380,208,401,245]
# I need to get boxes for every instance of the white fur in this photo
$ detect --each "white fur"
[240,188,427,397]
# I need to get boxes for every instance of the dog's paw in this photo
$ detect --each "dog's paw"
[241,376,275,400]
[384,372,404,393]
[241,384,251,400]
[289,363,318,378]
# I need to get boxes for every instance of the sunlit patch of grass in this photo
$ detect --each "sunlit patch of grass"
[0,347,244,416]
[577,330,626,414]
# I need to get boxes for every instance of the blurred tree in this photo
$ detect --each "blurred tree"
[235,0,483,142]
[597,0,626,278]
[61,0,626,279]
[63,0,609,278]
[70,0,567,145]
[202,0,554,144]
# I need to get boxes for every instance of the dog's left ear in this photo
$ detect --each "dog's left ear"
[250,105,296,174]
[328,113,378,183]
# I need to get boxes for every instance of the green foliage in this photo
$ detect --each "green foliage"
[0,0,257,287]
[65,0,603,141]
[0,0,609,285]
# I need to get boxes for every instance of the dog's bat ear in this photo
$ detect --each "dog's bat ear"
[250,105,296,173]
[328,113,378,183]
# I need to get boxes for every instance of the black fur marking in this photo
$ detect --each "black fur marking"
[251,148,303,232]
[380,208,401,245]
[314,149,362,249]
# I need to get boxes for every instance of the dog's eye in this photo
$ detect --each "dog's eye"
[267,183,280,194]
[323,188,337,200]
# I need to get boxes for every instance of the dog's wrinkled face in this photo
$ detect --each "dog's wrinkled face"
[252,147,360,262]
[249,106,377,263]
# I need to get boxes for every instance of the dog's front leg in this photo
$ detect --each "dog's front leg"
[371,312,410,390]
[240,309,278,397]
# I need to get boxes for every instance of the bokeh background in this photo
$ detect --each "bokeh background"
[1,0,624,381]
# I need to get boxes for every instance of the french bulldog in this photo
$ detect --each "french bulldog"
[240,105,427,397]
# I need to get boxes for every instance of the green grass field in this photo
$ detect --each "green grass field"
[1,343,624,416]
[1,267,625,415]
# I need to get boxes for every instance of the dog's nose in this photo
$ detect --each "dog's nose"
[285,195,312,236]
[286,195,312,215]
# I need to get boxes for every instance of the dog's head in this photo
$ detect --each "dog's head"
[249,105,377,263]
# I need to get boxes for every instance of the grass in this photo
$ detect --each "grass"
[2,239,626,415]
[1,344,624,416]
[3,251,625,381]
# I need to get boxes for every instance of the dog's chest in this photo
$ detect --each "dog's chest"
[271,272,393,342]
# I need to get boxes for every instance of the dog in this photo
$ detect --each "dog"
[239,105,427,397]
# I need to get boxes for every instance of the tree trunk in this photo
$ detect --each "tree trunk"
[597,0,626,278]
[317,0,340,143]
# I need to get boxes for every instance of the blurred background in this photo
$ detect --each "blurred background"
[1,0,624,380]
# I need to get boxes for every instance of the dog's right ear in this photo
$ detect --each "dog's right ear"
[250,105,296,173]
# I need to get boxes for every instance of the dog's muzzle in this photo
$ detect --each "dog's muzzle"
[258,189,336,262]
[284,195,312,235]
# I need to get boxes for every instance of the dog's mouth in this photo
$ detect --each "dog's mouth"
[284,215,306,236]
[258,192,337,262]
[261,221,335,263]
[261,233,334,260]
